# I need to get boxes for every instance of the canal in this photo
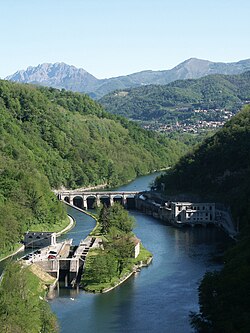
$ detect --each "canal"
[50,172,230,333]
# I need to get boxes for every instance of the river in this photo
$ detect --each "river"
[50,172,229,333]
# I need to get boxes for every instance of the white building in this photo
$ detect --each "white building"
[170,202,215,225]
[131,237,140,258]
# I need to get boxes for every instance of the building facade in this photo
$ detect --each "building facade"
[24,232,57,248]
[170,202,215,225]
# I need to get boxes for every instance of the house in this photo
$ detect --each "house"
[131,237,140,258]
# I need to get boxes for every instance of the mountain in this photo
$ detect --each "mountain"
[155,105,250,332]
[6,58,250,98]
[99,71,250,122]
[5,62,99,92]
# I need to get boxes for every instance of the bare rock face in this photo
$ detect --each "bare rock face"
[5,62,99,92]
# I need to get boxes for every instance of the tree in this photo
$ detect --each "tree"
[0,262,58,333]
[82,251,117,285]
[108,203,135,234]
[107,236,134,276]
[99,204,110,234]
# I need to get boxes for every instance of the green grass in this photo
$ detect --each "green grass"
[0,243,24,261]
[29,217,70,233]
[83,275,121,293]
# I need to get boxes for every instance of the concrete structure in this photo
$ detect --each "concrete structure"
[24,236,100,287]
[135,193,217,227]
[170,202,216,226]
[131,237,140,258]
[24,232,56,248]
[56,190,140,210]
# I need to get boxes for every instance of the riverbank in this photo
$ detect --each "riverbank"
[55,215,75,236]
[102,246,153,293]
[0,215,74,263]
[82,243,152,294]
[0,244,25,262]
[54,183,108,193]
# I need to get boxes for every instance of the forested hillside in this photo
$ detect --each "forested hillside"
[0,80,184,256]
[0,263,58,333]
[155,104,250,225]
[155,105,250,332]
[99,71,250,123]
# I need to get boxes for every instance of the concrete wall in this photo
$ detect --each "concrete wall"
[24,232,56,248]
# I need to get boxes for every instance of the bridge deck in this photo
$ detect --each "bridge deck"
[58,190,140,196]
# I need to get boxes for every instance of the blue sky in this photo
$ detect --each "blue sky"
[1,0,250,79]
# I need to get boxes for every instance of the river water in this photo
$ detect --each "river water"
[49,172,229,333]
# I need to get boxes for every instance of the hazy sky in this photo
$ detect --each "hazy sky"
[1,0,249,79]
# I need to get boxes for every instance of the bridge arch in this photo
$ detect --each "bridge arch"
[113,195,124,205]
[57,190,139,210]
[86,195,97,209]
[100,195,111,207]
[64,196,70,204]
[125,195,136,209]
[73,196,84,209]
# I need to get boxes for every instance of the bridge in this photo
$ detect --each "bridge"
[56,190,140,210]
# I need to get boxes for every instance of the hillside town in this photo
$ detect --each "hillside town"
[142,108,235,133]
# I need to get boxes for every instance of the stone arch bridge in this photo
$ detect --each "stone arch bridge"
[56,190,140,210]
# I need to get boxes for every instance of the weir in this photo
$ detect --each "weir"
[56,190,140,210]
[55,189,237,237]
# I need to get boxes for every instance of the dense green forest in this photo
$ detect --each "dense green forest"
[155,105,250,332]
[0,79,184,255]
[0,262,58,333]
[99,71,250,123]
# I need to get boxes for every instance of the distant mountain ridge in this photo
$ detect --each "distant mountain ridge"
[5,58,250,98]
[99,71,250,123]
